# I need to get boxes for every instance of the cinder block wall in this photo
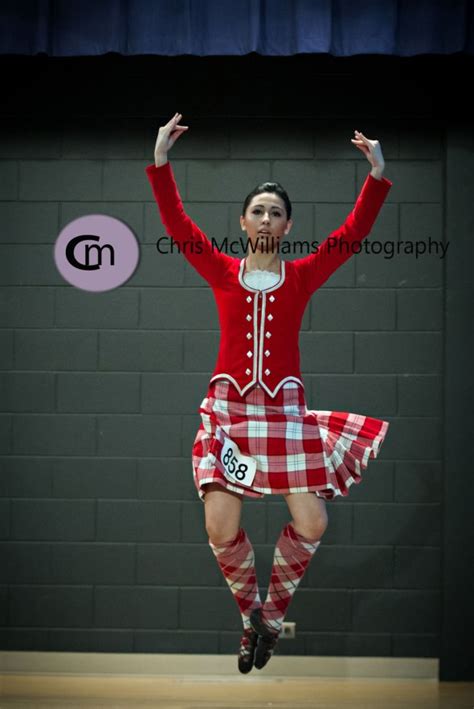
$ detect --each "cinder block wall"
[0,77,444,656]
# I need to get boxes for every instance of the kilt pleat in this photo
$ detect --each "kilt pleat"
[192,379,389,502]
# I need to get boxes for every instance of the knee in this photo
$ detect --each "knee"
[293,508,328,542]
[203,484,242,545]
[206,520,239,545]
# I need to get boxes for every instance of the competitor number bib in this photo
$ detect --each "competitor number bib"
[220,435,257,487]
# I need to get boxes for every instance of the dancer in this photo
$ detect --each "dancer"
[145,113,392,674]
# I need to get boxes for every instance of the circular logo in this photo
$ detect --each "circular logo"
[54,215,140,292]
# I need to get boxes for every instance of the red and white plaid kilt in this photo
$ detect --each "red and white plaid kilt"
[192,379,389,502]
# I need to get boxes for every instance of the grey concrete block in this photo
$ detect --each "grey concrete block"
[11,500,94,541]
[353,503,441,546]
[0,161,17,199]
[274,160,355,202]
[137,458,197,502]
[12,414,95,455]
[394,461,442,503]
[355,333,442,373]
[1,372,55,412]
[10,586,93,627]
[15,330,97,370]
[0,331,13,369]
[305,631,391,656]
[397,289,443,330]
[136,543,222,586]
[100,330,182,371]
[2,457,52,497]
[0,202,58,243]
[97,414,181,457]
[141,287,218,329]
[0,245,63,285]
[357,161,443,203]
[394,547,441,589]
[50,543,136,584]
[300,333,353,373]
[97,500,180,542]
[187,160,270,201]
[0,287,54,327]
[19,160,102,201]
[53,458,137,499]
[309,374,396,416]
[55,288,139,328]
[57,372,140,413]
[397,375,442,416]
[95,586,179,629]
[0,542,50,583]
[352,589,440,633]
[310,288,396,330]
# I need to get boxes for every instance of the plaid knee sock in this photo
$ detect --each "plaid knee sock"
[208,527,262,630]
[261,521,321,635]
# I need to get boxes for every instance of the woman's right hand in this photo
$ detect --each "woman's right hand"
[154,112,189,166]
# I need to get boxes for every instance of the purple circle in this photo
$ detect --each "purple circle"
[54,214,140,292]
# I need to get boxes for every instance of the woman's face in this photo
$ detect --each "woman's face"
[240,192,292,253]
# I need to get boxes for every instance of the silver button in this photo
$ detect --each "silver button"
[246,332,252,339]
[269,295,275,302]
[246,368,251,375]
[267,314,273,321]
[247,350,253,358]
[246,314,252,321]
[246,295,252,302]
[265,368,270,375]
[265,350,270,356]
[265,331,271,338]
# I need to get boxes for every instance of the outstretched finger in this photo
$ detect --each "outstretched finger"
[354,130,371,143]
[166,112,180,127]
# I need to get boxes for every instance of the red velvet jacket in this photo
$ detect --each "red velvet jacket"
[145,161,392,398]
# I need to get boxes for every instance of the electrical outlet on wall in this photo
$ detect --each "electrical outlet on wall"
[280,622,295,639]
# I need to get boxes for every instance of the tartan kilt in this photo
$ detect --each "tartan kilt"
[192,379,389,502]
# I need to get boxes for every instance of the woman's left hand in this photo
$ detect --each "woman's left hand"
[351,130,385,171]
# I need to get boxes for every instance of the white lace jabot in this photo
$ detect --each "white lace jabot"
[242,269,280,290]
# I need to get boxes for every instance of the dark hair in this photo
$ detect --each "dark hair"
[242,181,292,221]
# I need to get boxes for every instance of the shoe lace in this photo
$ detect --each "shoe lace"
[240,628,257,656]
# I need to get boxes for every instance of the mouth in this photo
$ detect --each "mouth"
[258,230,272,235]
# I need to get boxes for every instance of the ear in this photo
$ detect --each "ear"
[284,219,293,235]
[240,215,246,231]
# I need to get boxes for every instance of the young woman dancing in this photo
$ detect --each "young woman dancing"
[145,113,392,674]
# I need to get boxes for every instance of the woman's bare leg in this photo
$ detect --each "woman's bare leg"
[259,492,327,636]
[203,482,243,544]
[283,491,328,540]
[203,482,262,631]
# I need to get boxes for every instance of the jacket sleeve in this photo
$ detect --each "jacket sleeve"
[145,162,233,287]
[296,173,393,295]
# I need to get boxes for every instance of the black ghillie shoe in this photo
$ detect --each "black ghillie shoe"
[249,607,280,669]
[238,626,259,674]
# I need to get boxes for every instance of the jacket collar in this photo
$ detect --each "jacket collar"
[238,257,286,293]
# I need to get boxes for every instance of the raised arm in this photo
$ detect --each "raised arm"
[145,113,232,287]
[296,130,392,295]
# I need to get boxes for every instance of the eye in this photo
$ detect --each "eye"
[252,209,282,216]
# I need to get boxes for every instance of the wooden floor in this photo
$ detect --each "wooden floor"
[0,677,473,708]
[1,652,472,708]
